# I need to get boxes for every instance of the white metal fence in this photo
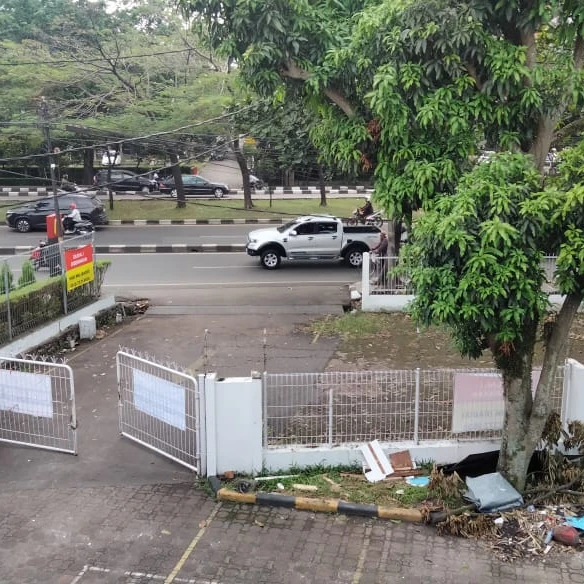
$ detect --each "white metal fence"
[368,255,560,295]
[116,349,201,472]
[0,356,77,454]
[263,367,565,448]
[0,233,98,343]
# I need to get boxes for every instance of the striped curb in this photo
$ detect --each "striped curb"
[107,218,287,226]
[214,484,423,523]
[0,244,247,255]
[0,186,373,197]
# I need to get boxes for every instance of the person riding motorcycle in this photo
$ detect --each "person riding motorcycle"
[356,196,374,221]
[63,202,82,234]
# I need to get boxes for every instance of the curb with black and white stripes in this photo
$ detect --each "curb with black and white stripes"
[107,218,287,226]
[0,243,247,255]
[0,186,373,197]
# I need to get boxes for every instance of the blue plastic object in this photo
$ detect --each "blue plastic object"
[406,476,430,487]
[565,517,584,531]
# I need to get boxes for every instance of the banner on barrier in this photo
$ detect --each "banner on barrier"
[65,244,94,291]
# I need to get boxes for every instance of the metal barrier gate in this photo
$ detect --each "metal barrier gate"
[0,357,77,454]
[116,349,201,472]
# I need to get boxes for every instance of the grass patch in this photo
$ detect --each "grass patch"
[225,465,430,508]
[306,312,399,339]
[107,198,360,221]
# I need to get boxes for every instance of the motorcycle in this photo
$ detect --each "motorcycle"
[249,176,264,191]
[63,219,94,236]
[346,209,384,228]
[30,221,94,273]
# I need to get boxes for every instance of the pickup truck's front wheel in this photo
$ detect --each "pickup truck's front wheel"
[344,247,364,268]
[260,248,281,270]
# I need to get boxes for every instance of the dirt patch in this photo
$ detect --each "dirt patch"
[319,312,584,371]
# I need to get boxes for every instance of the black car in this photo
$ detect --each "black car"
[94,169,153,192]
[6,194,109,233]
[159,175,229,198]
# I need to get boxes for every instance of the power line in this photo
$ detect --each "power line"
[0,48,198,67]
[0,106,254,164]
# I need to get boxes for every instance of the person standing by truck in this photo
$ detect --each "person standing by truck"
[370,231,389,285]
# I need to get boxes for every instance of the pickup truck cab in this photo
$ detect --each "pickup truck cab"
[246,214,381,269]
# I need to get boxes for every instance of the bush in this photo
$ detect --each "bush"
[18,260,36,288]
[0,263,14,294]
[0,261,110,344]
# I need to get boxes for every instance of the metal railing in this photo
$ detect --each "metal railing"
[263,367,565,448]
[117,349,201,472]
[368,255,560,295]
[0,233,99,344]
[0,356,77,454]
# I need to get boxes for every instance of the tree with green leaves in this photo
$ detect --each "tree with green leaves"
[401,153,584,490]
[180,0,584,489]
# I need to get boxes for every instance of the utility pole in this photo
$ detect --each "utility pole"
[39,97,63,241]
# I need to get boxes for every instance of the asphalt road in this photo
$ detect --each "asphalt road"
[101,251,357,294]
[0,224,255,247]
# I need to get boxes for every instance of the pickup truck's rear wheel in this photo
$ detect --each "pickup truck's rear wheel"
[260,248,281,270]
[344,247,364,268]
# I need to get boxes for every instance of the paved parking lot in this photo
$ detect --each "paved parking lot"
[1,308,584,583]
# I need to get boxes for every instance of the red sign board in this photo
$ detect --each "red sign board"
[64,244,94,291]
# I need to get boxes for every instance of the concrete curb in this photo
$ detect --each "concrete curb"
[213,484,423,523]
[0,244,247,255]
[0,186,373,197]
[107,218,287,226]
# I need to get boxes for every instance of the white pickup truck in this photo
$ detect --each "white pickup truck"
[246,214,382,269]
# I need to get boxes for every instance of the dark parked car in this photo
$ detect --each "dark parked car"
[6,194,108,233]
[94,169,153,192]
[159,175,229,198]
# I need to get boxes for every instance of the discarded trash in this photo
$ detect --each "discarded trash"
[292,484,318,492]
[565,516,584,531]
[464,472,524,513]
[389,450,414,472]
[277,483,285,491]
[493,517,504,526]
[526,505,535,513]
[322,475,342,493]
[405,476,430,487]
[544,530,553,545]
[395,489,405,495]
[255,474,299,482]
[361,440,394,483]
[552,525,580,546]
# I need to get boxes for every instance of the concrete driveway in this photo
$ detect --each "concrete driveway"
[0,293,581,583]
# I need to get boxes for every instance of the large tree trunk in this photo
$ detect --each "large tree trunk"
[83,147,93,185]
[498,293,583,490]
[318,165,327,207]
[230,137,253,209]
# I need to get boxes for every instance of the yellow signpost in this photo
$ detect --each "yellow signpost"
[65,244,94,292]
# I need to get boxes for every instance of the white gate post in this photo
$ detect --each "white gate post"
[203,373,218,478]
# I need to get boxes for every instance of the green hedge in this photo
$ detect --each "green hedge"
[0,260,111,344]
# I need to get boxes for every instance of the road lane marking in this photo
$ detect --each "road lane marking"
[103,280,351,288]
[164,502,222,584]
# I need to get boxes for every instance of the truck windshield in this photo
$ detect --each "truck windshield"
[277,220,299,233]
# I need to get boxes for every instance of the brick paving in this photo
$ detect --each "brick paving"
[2,312,584,583]
[2,481,583,584]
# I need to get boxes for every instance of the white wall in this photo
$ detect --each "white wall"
[203,374,263,476]
[563,359,584,425]
[360,253,413,312]
[262,441,499,472]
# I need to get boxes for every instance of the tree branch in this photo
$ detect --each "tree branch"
[464,62,483,91]
[529,292,584,446]
[280,60,356,117]
[574,31,584,71]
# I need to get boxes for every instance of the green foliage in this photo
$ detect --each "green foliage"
[17,260,36,288]
[401,153,564,359]
[0,261,110,344]
[0,263,14,295]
